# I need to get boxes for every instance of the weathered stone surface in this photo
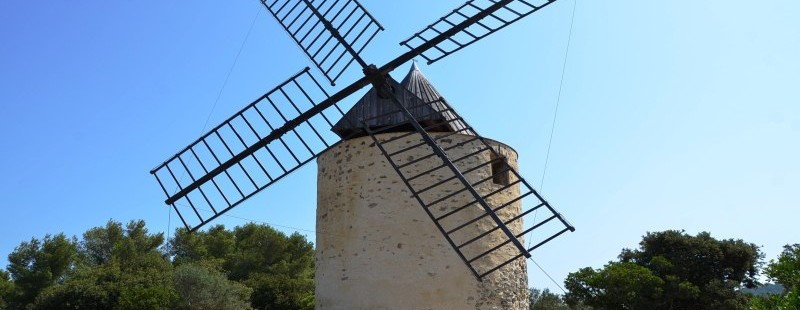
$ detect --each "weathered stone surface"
[316,133,528,310]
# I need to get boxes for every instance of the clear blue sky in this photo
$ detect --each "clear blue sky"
[1,1,798,293]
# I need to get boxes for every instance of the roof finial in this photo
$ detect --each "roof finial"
[409,59,422,76]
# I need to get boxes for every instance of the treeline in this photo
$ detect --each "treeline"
[0,220,314,310]
[528,230,799,310]
[2,221,797,310]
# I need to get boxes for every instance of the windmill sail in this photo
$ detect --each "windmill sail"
[151,68,345,231]
[400,0,559,64]
[152,0,573,281]
[262,0,384,85]
[359,65,573,280]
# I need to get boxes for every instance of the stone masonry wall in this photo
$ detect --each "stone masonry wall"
[316,132,528,310]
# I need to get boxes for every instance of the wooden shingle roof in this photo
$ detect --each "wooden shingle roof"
[332,62,469,139]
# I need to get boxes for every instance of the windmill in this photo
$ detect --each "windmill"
[151,0,574,307]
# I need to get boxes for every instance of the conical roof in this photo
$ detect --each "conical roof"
[332,62,470,139]
[402,60,445,104]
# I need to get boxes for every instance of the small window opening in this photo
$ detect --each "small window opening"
[490,152,510,186]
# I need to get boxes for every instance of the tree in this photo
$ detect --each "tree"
[5,220,315,309]
[79,219,125,266]
[565,262,665,309]
[226,224,315,310]
[529,288,571,310]
[30,267,116,310]
[750,244,800,309]
[31,220,176,309]
[0,270,12,309]
[173,264,252,310]
[565,230,762,310]
[765,244,800,292]
[5,233,77,309]
[169,225,235,269]
[170,223,315,310]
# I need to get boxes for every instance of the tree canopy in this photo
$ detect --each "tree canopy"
[749,244,800,309]
[4,221,791,310]
[5,233,77,309]
[764,244,800,292]
[0,270,11,309]
[173,263,253,310]
[529,287,571,310]
[170,223,315,310]
[29,220,174,309]
[564,230,762,310]
[0,219,314,310]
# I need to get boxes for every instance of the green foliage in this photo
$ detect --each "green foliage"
[749,287,800,310]
[173,264,252,310]
[749,244,800,310]
[245,272,314,310]
[171,223,315,310]
[113,253,177,310]
[30,220,175,310]
[0,270,12,309]
[620,231,762,288]
[5,233,77,308]
[565,230,762,310]
[565,262,665,309]
[765,244,800,291]
[79,220,125,266]
[529,288,570,310]
[32,267,115,310]
[169,225,234,269]
[3,220,315,310]
[32,255,176,310]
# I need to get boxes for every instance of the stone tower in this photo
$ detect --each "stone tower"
[316,63,529,309]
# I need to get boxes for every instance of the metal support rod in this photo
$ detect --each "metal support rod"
[382,89,531,258]
[156,0,558,206]
[363,125,482,280]
[301,0,369,69]
[150,68,311,174]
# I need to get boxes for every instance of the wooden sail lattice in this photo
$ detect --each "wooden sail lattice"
[401,0,558,64]
[263,0,383,85]
[152,0,573,280]
[151,68,344,231]
[360,86,572,279]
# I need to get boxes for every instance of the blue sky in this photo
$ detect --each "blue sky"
[1,1,798,293]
